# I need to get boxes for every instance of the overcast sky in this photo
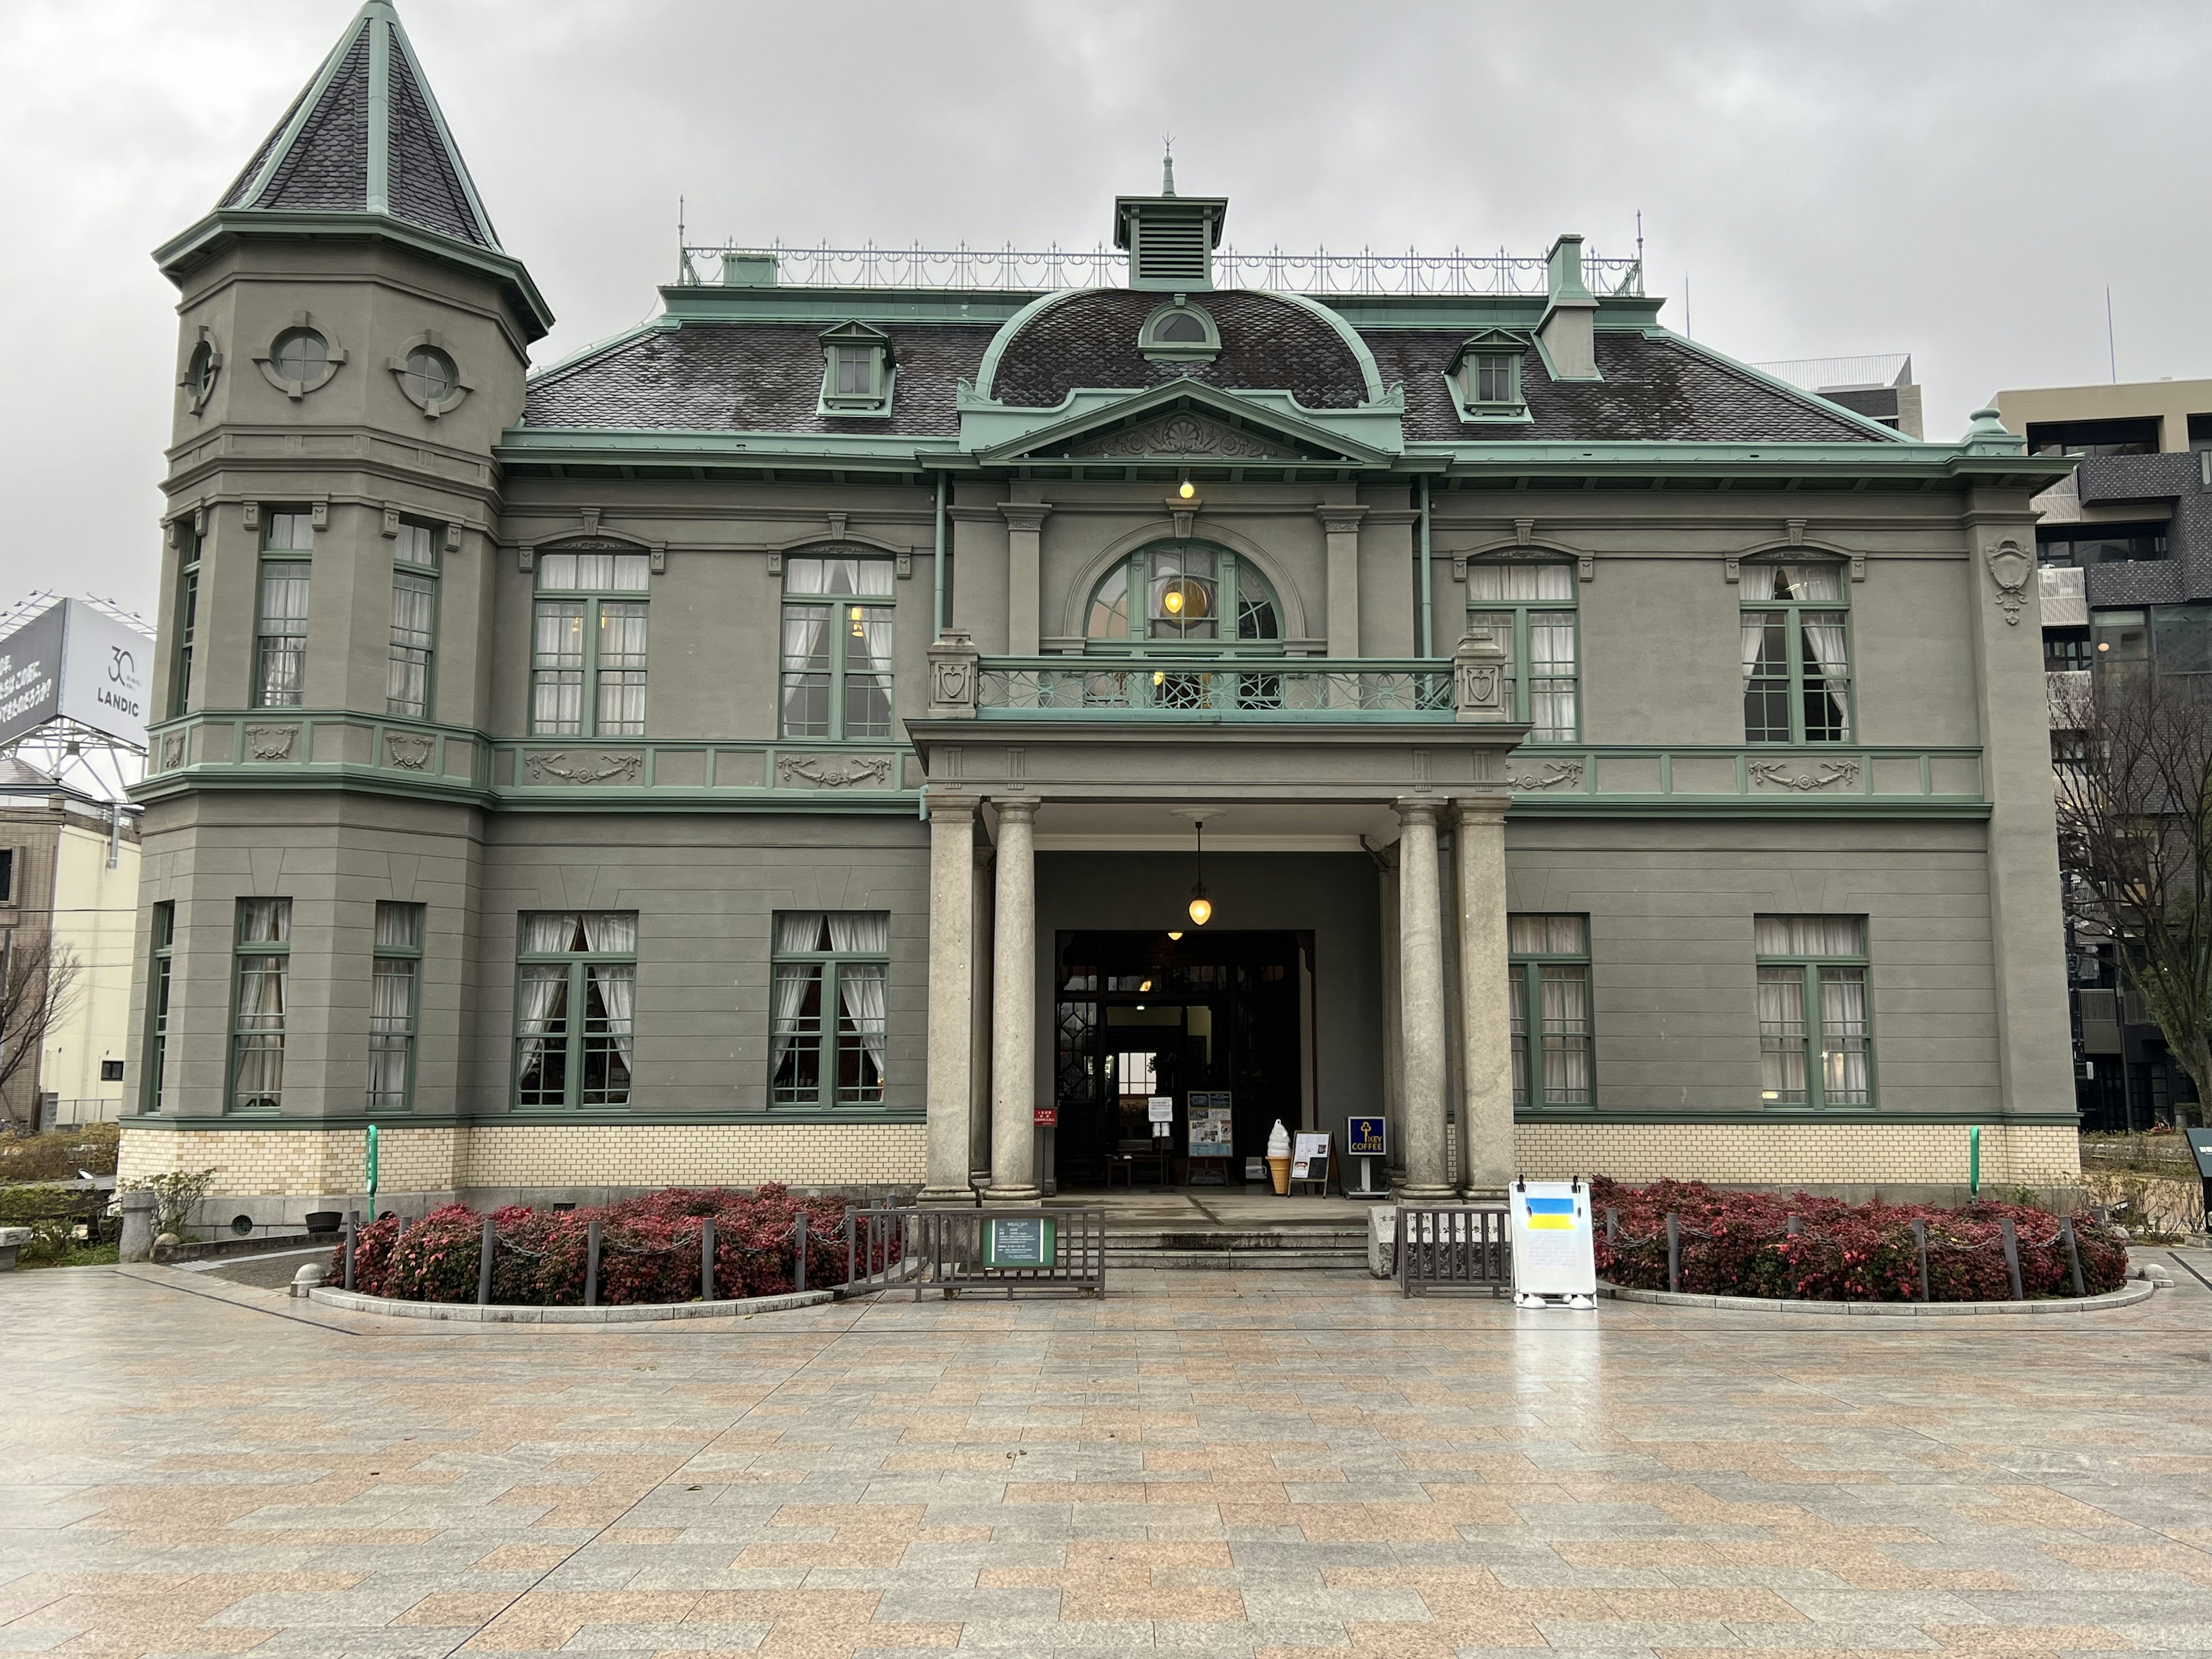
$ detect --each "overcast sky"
[5,0,2209,617]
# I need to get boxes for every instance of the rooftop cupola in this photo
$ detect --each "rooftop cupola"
[1113,145,1226,291]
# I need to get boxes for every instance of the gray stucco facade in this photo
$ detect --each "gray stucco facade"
[120,1,2083,1216]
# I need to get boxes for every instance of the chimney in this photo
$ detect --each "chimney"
[1537,234,1599,381]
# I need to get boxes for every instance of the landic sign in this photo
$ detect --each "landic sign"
[0,600,153,751]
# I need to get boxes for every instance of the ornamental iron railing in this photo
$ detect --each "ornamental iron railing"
[975,657,1456,719]
[677,241,1643,298]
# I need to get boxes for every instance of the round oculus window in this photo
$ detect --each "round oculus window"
[271,327,329,384]
[1153,310,1207,343]
[401,345,458,404]
[185,340,215,399]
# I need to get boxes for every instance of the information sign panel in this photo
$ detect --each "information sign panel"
[1508,1179,1597,1308]
[1188,1092,1233,1153]
[0,605,63,748]
[58,602,150,748]
[984,1217,1055,1267]
[1033,1106,1058,1127]
[2186,1129,2212,1180]
[1345,1117,1385,1156]
[1146,1096,1173,1123]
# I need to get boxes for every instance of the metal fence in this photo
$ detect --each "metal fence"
[1397,1205,1512,1297]
[895,1208,1107,1300]
[976,658,1455,720]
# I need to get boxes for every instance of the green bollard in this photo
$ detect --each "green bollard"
[1968,1124,1980,1199]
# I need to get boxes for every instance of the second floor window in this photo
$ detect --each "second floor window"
[515,911,635,1108]
[387,521,440,719]
[1086,545,1280,645]
[230,897,290,1111]
[1467,557,1578,741]
[254,510,313,707]
[173,522,200,717]
[1741,559,1850,743]
[532,550,649,736]
[782,555,895,740]
[370,902,423,1112]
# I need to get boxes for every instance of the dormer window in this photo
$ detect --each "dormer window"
[1445,329,1531,423]
[1139,298,1220,363]
[817,321,895,416]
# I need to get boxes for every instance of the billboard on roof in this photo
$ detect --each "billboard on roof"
[0,600,153,751]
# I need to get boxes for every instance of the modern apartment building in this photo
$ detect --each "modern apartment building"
[1995,376,2212,1129]
[119,1,2081,1221]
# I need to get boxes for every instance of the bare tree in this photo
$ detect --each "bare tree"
[0,930,81,1124]
[2053,670,2212,1126]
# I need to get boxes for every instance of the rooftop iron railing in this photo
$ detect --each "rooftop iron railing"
[677,241,1644,297]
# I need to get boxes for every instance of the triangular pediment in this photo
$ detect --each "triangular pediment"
[977,381,1388,466]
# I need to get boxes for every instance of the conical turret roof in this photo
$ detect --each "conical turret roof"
[217,0,501,251]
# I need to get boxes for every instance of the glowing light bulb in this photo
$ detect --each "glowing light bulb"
[1188,893,1212,926]
[1139,979,1152,992]
[1166,931,1183,941]
[1163,588,1185,615]
[1179,481,1196,500]
[848,604,865,638]
[1153,670,1165,685]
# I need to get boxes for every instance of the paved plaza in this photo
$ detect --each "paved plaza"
[3,1256,2211,1657]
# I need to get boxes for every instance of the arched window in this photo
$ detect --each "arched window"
[1740,558,1850,743]
[1467,556,1578,740]
[1086,544,1280,646]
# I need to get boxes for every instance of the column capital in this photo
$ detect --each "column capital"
[998,502,1054,532]
[993,796,1040,824]
[1450,796,1509,828]
[1393,796,1443,827]
[927,791,983,815]
[1315,504,1369,533]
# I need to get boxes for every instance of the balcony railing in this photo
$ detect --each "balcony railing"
[974,657,1457,720]
[677,241,1643,298]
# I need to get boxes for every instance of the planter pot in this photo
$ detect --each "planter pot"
[304,1211,342,1236]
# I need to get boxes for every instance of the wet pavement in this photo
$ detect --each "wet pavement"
[2,1251,2209,1656]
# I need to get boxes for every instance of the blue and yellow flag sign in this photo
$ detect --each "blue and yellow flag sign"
[1508,1179,1597,1304]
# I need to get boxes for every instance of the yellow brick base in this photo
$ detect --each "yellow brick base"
[118,1120,927,1198]
[1512,1120,2080,1190]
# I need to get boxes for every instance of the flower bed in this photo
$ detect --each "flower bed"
[1590,1178,2128,1302]
[335,1184,891,1305]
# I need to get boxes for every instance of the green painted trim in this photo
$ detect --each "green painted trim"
[1257,289,1386,402]
[363,8,390,215]
[968,378,1399,466]
[1508,800,1990,820]
[121,1109,926,1130]
[1513,1110,2078,1127]
[975,287,1101,402]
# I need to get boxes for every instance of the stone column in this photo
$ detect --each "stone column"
[1454,798,1513,1195]
[984,799,1041,1201]
[920,794,979,1203]
[1000,503,1051,656]
[1396,799,1453,1198]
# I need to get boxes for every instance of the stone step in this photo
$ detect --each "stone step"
[1107,1247,1369,1272]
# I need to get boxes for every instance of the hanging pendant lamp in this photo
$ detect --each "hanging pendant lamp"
[1187,817,1212,926]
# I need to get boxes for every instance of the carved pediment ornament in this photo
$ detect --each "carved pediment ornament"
[1072,412,1286,460]
[245,726,297,762]
[1985,538,2033,625]
[385,732,435,771]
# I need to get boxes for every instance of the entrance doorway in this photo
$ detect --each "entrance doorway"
[1052,929,1308,1188]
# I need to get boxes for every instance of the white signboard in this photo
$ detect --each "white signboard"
[0,600,153,751]
[1146,1096,1173,1123]
[1291,1131,1330,1179]
[1508,1179,1597,1308]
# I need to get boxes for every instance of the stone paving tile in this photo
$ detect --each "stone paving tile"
[3,1260,2212,1656]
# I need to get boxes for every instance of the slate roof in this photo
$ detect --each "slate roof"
[989,290,1371,409]
[523,324,999,435]
[214,1,500,252]
[1367,330,1898,444]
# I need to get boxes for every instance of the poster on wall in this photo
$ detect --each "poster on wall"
[1187,1093,1233,1154]
[1508,1179,1597,1309]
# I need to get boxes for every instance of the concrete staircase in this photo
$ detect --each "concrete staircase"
[1036,1191,1382,1272]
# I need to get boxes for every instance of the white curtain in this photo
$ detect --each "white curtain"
[1820,971,1870,1104]
[1541,967,1592,1105]
[515,913,576,1078]
[1741,612,1770,684]
[770,911,825,1081]
[1756,965,1806,1102]
[581,912,638,1075]
[781,607,829,733]
[1799,614,1851,737]
[827,912,889,1090]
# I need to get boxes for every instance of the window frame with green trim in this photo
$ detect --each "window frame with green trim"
[386,520,441,719]
[513,912,638,1109]
[769,910,890,1109]
[1084,541,1282,652]
[1740,557,1853,745]
[1465,555,1579,741]
[228,896,291,1112]
[369,901,423,1113]
[253,509,313,708]
[529,550,650,737]
[779,554,897,742]
[1754,914,1874,1109]
[1507,913,1593,1109]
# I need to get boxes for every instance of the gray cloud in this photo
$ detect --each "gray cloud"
[6,0,2207,614]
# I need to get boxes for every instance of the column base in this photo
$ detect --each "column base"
[915,1185,978,1207]
[982,1184,1043,1204]
[1459,1185,1509,1202]
[1395,1183,1456,1202]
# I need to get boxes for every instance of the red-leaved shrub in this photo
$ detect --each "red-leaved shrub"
[1590,1177,2127,1302]
[334,1184,890,1305]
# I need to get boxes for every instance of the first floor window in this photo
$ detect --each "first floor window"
[144,903,175,1113]
[1508,914,1592,1108]
[770,911,888,1106]
[1755,914,1872,1107]
[370,902,423,1112]
[230,897,290,1111]
[515,912,635,1107]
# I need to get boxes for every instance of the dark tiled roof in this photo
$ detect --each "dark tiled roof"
[249,29,370,214]
[220,82,313,209]
[523,323,999,435]
[1368,330,1900,444]
[990,290,1370,409]
[388,49,493,249]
